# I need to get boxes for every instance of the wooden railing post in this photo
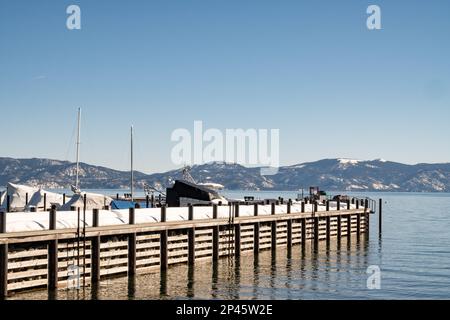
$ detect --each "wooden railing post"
[287,201,291,214]
[161,206,166,223]
[301,201,305,213]
[337,199,341,211]
[48,208,58,290]
[188,205,194,221]
[213,204,218,219]
[326,200,330,211]
[254,204,258,216]
[347,199,351,210]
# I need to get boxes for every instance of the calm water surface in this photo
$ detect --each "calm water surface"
[8,191,450,300]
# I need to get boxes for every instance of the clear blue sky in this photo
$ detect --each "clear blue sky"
[1,0,449,173]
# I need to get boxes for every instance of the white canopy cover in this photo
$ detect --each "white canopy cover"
[26,189,68,210]
[60,192,113,211]
[0,183,39,211]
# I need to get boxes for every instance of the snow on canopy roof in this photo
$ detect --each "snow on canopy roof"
[60,192,113,211]
[0,183,40,211]
[26,189,68,210]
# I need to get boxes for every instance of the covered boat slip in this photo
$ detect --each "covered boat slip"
[1,201,361,233]
[0,183,72,212]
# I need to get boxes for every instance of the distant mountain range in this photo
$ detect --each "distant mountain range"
[1,157,450,192]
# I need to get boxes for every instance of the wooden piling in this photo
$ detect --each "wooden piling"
[326,216,331,243]
[234,224,241,257]
[25,193,28,206]
[301,201,305,213]
[0,243,7,298]
[347,199,351,210]
[0,212,5,234]
[337,215,342,238]
[63,193,66,205]
[188,228,195,265]
[0,212,7,298]
[91,209,100,284]
[235,203,240,218]
[254,204,258,216]
[48,208,58,290]
[314,217,319,245]
[287,219,292,248]
[271,221,277,250]
[357,213,361,238]
[160,230,168,271]
[188,205,195,264]
[356,200,359,209]
[379,198,383,235]
[128,208,136,275]
[44,193,47,212]
[212,225,219,261]
[301,219,306,248]
[337,199,341,211]
[347,215,352,240]
[6,196,10,213]
[271,203,275,215]
[287,201,291,214]
[326,200,330,211]
[254,222,260,255]
[146,195,150,208]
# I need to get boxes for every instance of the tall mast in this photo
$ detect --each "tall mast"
[131,125,134,202]
[75,108,81,190]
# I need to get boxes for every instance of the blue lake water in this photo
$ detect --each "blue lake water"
[8,191,450,300]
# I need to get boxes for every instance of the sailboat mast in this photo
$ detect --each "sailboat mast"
[75,108,81,190]
[131,125,134,202]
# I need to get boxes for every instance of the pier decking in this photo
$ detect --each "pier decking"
[0,200,373,298]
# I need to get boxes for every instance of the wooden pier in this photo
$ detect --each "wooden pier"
[0,201,372,298]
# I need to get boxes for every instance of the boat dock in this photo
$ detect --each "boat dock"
[0,198,376,298]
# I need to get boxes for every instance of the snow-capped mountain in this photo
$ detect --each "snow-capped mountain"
[1,157,450,192]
